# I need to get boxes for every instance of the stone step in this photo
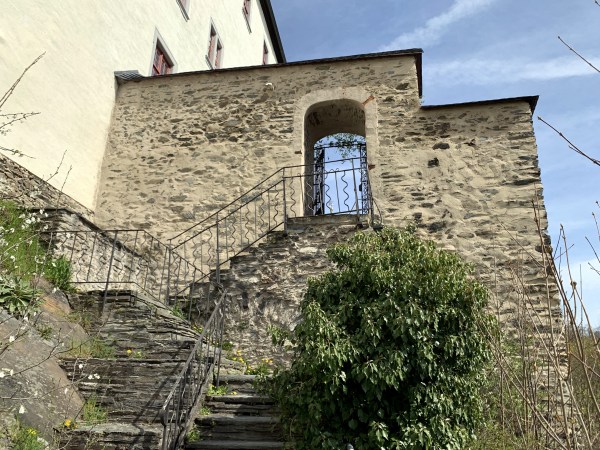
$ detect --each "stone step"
[206,395,274,405]
[186,440,285,449]
[195,415,282,442]
[217,374,258,391]
[218,358,247,375]
[108,338,196,359]
[206,398,278,417]
[59,357,191,375]
[97,325,198,342]
[58,422,163,450]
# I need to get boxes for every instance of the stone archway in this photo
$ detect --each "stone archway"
[298,99,369,216]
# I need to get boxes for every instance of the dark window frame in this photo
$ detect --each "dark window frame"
[206,23,224,69]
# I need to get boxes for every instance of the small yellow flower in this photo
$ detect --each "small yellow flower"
[27,428,36,436]
[63,419,72,428]
[232,391,238,395]
[126,349,133,355]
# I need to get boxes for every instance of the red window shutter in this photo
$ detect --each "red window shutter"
[214,43,222,68]
[152,46,172,76]
[208,29,216,61]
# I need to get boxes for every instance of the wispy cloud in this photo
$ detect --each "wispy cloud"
[381,0,497,50]
[427,55,600,86]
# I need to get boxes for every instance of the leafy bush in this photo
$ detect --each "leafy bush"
[11,421,47,450]
[0,276,39,316]
[44,255,74,292]
[82,395,107,424]
[0,201,75,317]
[68,337,115,359]
[0,201,46,281]
[268,227,494,449]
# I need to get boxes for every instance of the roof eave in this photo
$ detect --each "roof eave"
[260,0,286,63]
[422,95,540,114]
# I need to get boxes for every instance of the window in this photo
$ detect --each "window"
[242,0,252,28]
[262,41,269,65]
[152,44,173,76]
[207,24,223,69]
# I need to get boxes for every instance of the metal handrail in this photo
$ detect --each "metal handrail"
[160,284,227,450]
[39,156,375,450]
[167,157,373,293]
[170,156,367,244]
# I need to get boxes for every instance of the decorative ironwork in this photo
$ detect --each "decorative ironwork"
[36,154,377,450]
[169,156,374,292]
[39,228,186,308]
[160,283,226,450]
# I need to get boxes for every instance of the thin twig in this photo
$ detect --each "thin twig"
[558,36,600,74]
[0,53,45,110]
[538,116,600,167]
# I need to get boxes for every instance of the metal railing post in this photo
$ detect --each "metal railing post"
[165,241,173,306]
[350,159,360,221]
[215,297,226,388]
[103,231,119,310]
[282,173,288,235]
[215,213,220,284]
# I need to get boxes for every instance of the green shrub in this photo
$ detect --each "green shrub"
[11,421,47,450]
[0,201,46,281]
[82,395,107,424]
[0,276,39,317]
[44,255,74,292]
[207,384,228,396]
[68,337,115,359]
[268,227,494,449]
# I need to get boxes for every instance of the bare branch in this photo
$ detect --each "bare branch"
[0,53,45,110]
[538,116,600,167]
[0,145,34,158]
[558,36,600,74]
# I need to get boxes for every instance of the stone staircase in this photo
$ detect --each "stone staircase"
[57,292,202,449]
[55,215,364,449]
[185,374,283,450]
[215,215,365,367]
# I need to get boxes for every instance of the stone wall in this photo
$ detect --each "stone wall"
[42,209,169,301]
[222,215,361,366]
[96,52,560,346]
[95,53,420,237]
[0,154,92,217]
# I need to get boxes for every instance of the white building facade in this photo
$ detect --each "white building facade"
[0,0,285,210]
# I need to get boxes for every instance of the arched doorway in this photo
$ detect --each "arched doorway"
[302,100,370,216]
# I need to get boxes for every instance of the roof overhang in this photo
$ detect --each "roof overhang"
[422,95,539,114]
[260,0,286,63]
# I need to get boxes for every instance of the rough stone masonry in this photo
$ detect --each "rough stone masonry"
[96,50,559,337]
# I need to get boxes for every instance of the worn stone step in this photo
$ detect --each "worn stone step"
[217,374,258,392]
[195,415,282,441]
[108,339,196,359]
[185,440,285,449]
[59,357,191,375]
[218,358,247,374]
[58,422,163,450]
[206,401,278,417]
[206,395,274,405]
[97,325,198,343]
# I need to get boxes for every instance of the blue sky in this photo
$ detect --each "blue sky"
[271,0,600,326]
